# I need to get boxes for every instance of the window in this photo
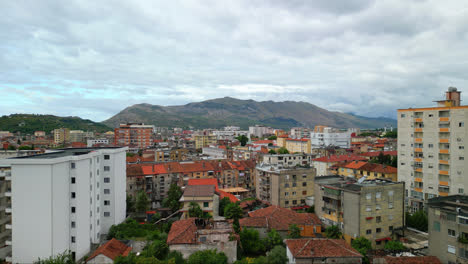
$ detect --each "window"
[302,191,307,195]
[388,202,393,209]
[366,193,371,200]
[71,177,76,184]
[71,207,76,213]
[376,192,381,199]
[429,114,433,117]
[366,206,372,212]
[376,241,381,245]
[376,216,382,223]
[71,163,75,169]
[428,144,434,148]
[292,200,297,205]
[203,202,209,208]
[71,221,76,228]
[401,114,406,118]
[292,183,297,187]
[285,192,289,196]
[376,205,381,211]
[448,229,456,237]
[460,157,465,161]
[104,177,110,183]
[285,183,289,188]
[459,189,465,194]
[460,146,465,150]
[302,182,307,187]
[460,122,465,127]
[97,169,99,175]
[433,221,441,231]
[376,228,381,233]
[447,213,456,221]
[104,200,110,206]
[389,215,394,221]
[104,155,110,160]
[389,226,393,231]
[366,229,372,234]
[460,218,468,225]
[104,189,110,194]
[388,190,394,196]
[97,157,99,163]
[71,236,75,243]
[71,192,76,199]
[292,191,296,195]
[97,182,99,188]
[104,212,110,217]
[448,245,456,254]
[104,166,110,171]
[285,201,289,205]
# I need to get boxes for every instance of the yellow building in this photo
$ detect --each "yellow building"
[179,185,219,219]
[285,138,311,154]
[53,128,70,145]
[194,135,217,149]
[336,161,398,182]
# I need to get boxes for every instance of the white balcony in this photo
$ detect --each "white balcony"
[5,208,11,213]
[5,224,11,229]
[5,192,11,197]
[5,240,11,246]
[6,257,11,262]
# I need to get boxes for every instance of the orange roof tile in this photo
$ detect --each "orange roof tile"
[87,238,132,261]
[359,151,397,157]
[313,155,367,163]
[380,256,441,264]
[219,190,239,203]
[141,165,154,175]
[188,178,219,191]
[167,218,198,245]
[285,238,361,259]
[343,161,367,170]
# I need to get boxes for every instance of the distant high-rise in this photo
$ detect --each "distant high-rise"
[114,123,154,149]
[398,87,468,212]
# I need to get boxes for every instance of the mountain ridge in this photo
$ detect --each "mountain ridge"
[102,97,396,129]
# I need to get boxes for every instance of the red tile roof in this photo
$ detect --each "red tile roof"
[219,190,239,203]
[360,151,397,157]
[240,206,321,231]
[126,164,144,177]
[253,140,274,144]
[359,163,397,174]
[313,155,367,163]
[167,218,198,245]
[87,238,132,261]
[286,138,310,142]
[343,161,367,169]
[188,178,219,191]
[142,165,154,175]
[380,256,441,264]
[285,238,361,259]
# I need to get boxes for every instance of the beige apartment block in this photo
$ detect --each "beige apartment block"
[256,165,316,208]
[398,87,468,212]
[194,135,217,149]
[53,128,70,145]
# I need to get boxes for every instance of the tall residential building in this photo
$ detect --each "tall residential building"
[194,134,217,149]
[114,123,154,149]
[69,130,94,143]
[260,153,313,168]
[277,137,312,154]
[0,165,11,261]
[256,165,316,208]
[428,195,468,264]
[249,125,272,138]
[315,176,405,248]
[310,126,352,149]
[398,87,468,212]
[53,128,70,145]
[6,147,127,263]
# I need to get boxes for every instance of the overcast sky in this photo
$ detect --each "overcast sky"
[1,0,467,121]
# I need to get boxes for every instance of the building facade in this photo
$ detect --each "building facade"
[0,165,11,261]
[260,154,313,168]
[310,126,352,149]
[398,87,468,212]
[6,147,127,263]
[256,165,316,208]
[53,128,70,145]
[115,123,154,149]
[194,135,217,149]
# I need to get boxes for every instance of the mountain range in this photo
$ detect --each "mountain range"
[102,97,396,129]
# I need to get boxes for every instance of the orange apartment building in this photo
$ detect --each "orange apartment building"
[114,123,155,149]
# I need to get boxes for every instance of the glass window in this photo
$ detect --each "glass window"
[71,221,75,228]
[71,177,76,184]
[448,245,456,254]
[366,193,371,200]
[366,206,372,212]
[376,228,381,233]
[104,212,110,217]
[433,221,441,231]
[104,189,110,194]
[388,190,394,196]
[104,155,110,160]
[71,236,75,243]
[203,202,209,207]
[71,192,76,199]
[104,166,110,171]
[448,229,456,237]
[447,213,456,221]
[376,192,381,199]
[104,200,110,206]
[104,177,110,183]
[71,163,75,169]
[71,207,76,213]
[388,202,393,209]
[366,229,372,234]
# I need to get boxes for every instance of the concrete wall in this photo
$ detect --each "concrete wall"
[170,240,237,263]
[88,254,113,264]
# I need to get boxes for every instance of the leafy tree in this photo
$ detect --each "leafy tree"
[187,249,227,264]
[268,149,276,154]
[114,252,138,264]
[188,202,204,218]
[306,206,315,213]
[384,130,397,138]
[233,218,241,233]
[352,237,372,264]
[127,194,136,213]
[7,145,16,150]
[264,229,283,250]
[219,197,232,217]
[19,145,33,150]
[166,251,185,264]
[266,245,288,264]
[163,184,182,211]
[240,228,265,255]
[141,240,169,260]
[287,224,301,238]
[107,218,159,240]
[277,147,289,154]
[224,202,243,220]
[236,135,249,146]
[34,251,74,264]
[150,212,162,224]
[136,190,150,213]
[267,135,277,140]
[127,152,136,157]
[384,240,406,251]
[252,256,268,264]
[325,225,342,239]
[406,210,428,232]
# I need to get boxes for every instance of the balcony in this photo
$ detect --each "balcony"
[414,168,423,173]
[414,158,422,162]
[415,138,423,142]
[439,160,449,165]
[439,181,449,186]
[5,223,11,229]
[440,149,449,154]
[439,117,450,122]
[5,192,11,197]
[414,187,423,192]
[415,178,423,182]
[439,191,449,196]
[439,128,450,132]
[414,118,423,122]
[415,148,423,152]
[415,128,423,132]
[439,139,449,143]
[439,170,449,175]
[5,240,11,246]
[5,208,11,214]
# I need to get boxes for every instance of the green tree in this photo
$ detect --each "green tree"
[384,240,406,251]
[224,202,243,220]
[267,135,277,140]
[384,130,397,138]
[352,237,372,264]
[141,240,169,260]
[266,245,288,264]
[18,145,33,150]
[136,190,150,213]
[324,225,342,239]
[219,197,232,217]
[166,251,185,264]
[406,210,428,232]
[114,253,138,264]
[268,149,276,154]
[236,135,249,146]
[7,145,16,150]
[240,228,265,255]
[287,224,301,238]
[277,147,289,154]
[188,202,204,218]
[34,251,74,264]
[127,152,136,157]
[187,249,227,264]
[264,229,283,250]
[163,184,182,211]
[127,194,136,213]
[306,206,315,213]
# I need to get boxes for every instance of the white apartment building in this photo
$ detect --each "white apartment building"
[87,139,110,147]
[0,165,12,261]
[6,147,127,263]
[260,154,313,168]
[310,126,352,149]
[212,130,249,140]
[202,147,227,159]
[398,87,468,212]
[249,125,272,138]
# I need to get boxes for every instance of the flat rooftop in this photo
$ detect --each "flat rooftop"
[10,147,123,159]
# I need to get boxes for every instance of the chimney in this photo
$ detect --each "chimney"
[446,87,461,106]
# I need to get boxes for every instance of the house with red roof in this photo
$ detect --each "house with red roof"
[239,206,322,238]
[335,161,398,182]
[167,218,237,263]
[312,155,367,176]
[86,238,132,264]
[285,238,362,264]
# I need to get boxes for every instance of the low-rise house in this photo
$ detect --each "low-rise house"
[312,155,367,176]
[371,256,441,264]
[285,238,362,264]
[239,206,322,238]
[335,161,398,182]
[180,185,219,219]
[86,238,132,264]
[167,218,237,263]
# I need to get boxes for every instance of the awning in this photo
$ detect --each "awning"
[376,237,391,242]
